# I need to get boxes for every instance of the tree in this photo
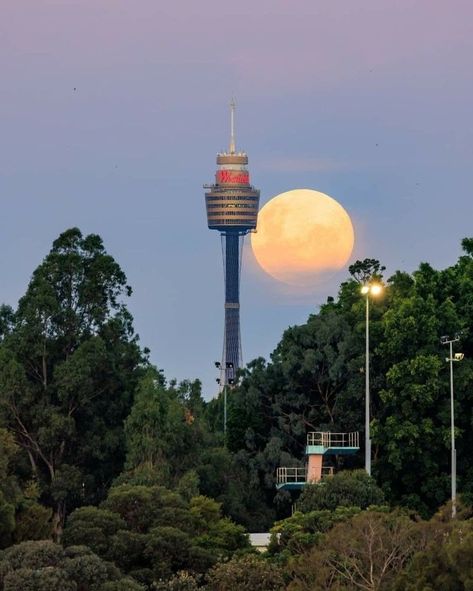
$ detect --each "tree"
[348,258,386,284]
[206,555,285,591]
[153,571,200,591]
[62,506,128,558]
[269,506,361,560]
[223,240,473,518]
[223,300,370,526]
[63,484,250,587]
[0,540,141,590]
[0,428,20,546]
[297,470,385,513]
[393,506,473,590]
[0,228,144,539]
[289,510,421,591]
[123,371,209,488]
[0,428,51,547]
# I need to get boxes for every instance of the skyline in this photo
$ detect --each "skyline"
[1,1,473,397]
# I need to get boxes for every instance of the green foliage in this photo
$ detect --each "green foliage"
[206,554,285,591]
[4,568,77,591]
[0,228,144,536]
[2,229,473,585]
[0,540,133,591]
[0,429,21,547]
[298,470,385,513]
[392,510,473,590]
[101,581,146,591]
[195,444,276,531]
[288,510,421,591]
[13,499,52,543]
[62,506,127,557]
[223,241,473,518]
[269,506,362,559]
[124,370,211,492]
[153,571,200,591]
[0,499,15,549]
[63,484,250,586]
[102,485,188,533]
[348,258,386,283]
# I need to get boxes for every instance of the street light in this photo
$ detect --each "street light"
[441,333,464,518]
[361,283,383,476]
[215,361,236,436]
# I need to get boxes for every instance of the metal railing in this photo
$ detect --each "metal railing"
[307,432,359,448]
[277,466,335,485]
[276,467,306,485]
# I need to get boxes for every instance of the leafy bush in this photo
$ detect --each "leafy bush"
[206,555,285,591]
[298,470,385,513]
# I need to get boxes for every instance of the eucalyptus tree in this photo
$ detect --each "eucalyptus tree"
[0,228,145,539]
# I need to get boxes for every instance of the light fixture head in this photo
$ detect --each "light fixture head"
[370,284,383,296]
[454,353,465,361]
[361,283,383,296]
[440,336,449,345]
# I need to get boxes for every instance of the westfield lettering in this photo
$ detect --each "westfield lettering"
[216,170,250,184]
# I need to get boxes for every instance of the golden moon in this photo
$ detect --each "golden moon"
[251,189,355,286]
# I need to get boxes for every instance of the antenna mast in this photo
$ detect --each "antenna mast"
[229,98,236,154]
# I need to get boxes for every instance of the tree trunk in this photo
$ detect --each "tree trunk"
[51,500,66,543]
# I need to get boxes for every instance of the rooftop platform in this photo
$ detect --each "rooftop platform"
[276,466,334,491]
[306,431,359,456]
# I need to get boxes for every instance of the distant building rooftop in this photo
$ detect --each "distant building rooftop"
[249,532,272,552]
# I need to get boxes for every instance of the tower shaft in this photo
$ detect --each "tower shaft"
[223,232,242,381]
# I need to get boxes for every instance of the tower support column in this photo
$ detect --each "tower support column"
[223,232,241,381]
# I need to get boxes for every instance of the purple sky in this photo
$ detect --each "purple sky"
[1,1,473,397]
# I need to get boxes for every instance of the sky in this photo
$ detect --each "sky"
[1,0,473,398]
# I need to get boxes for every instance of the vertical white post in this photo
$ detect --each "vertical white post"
[365,294,371,476]
[450,341,456,518]
[229,99,236,154]
[224,384,227,436]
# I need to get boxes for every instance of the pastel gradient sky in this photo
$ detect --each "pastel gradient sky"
[2,1,473,397]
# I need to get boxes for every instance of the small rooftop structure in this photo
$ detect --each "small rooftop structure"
[249,532,272,552]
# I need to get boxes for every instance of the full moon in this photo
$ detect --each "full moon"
[251,189,355,286]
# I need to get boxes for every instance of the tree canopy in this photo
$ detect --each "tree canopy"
[1,229,473,588]
[0,228,144,538]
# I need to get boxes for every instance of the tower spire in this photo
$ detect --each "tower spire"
[229,98,236,154]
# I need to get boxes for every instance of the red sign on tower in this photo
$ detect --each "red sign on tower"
[216,170,250,185]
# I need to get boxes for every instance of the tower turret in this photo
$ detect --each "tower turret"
[204,102,260,392]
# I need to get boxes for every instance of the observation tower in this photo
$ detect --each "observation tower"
[204,101,260,388]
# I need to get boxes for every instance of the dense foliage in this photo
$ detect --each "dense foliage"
[1,228,473,588]
[297,470,385,513]
[224,239,473,519]
[63,484,249,587]
[0,229,144,539]
[0,540,143,590]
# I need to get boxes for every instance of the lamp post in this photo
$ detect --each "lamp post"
[440,333,464,519]
[361,283,383,476]
[215,361,235,436]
